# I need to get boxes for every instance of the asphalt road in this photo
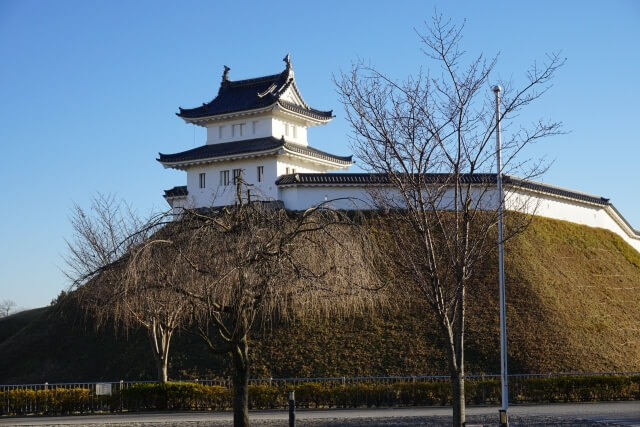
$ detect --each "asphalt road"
[1,401,638,426]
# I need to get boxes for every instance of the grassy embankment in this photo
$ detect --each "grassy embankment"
[0,216,638,383]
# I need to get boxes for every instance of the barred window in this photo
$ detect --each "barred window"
[220,170,230,186]
[233,169,242,184]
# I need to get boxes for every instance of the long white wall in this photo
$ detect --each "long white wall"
[278,184,640,253]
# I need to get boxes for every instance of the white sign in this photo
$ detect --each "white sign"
[95,383,112,396]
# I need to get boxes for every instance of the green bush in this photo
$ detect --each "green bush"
[119,382,231,411]
[393,381,450,406]
[518,375,634,403]
[0,387,92,415]
[292,382,327,408]
[248,384,284,409]
[1,375,638,416]
[466,379,500,404]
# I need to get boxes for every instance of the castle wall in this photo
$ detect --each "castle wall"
[278,184,640,253]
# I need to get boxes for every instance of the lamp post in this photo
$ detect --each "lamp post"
[493,84,508,427]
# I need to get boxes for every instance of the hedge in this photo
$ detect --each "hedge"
[1,375,639,416]
[0,387,92,415]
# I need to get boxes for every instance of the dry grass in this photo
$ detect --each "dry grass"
[0,216,638,383]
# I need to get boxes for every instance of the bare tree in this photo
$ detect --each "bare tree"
[170,184,381,427]
[0,299,16,317]
[336,15,564,426]
[64,194,187,383]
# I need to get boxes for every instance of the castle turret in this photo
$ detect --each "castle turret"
[158,56,353,211]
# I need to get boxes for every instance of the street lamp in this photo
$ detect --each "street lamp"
[493,84,509,427]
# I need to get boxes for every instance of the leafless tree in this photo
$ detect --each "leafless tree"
[170,184,382,427]
[0,299,16,317]
[64,194,186,383]
[336,14,564,426]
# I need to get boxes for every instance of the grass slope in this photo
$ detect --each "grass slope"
[0,216,638,384]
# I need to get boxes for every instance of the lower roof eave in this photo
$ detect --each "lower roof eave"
[159,149,281,170]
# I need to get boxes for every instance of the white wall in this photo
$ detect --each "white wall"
[279,186,374,211]
[206,116,273,145]
[278,184,640,253]
[205,114,309,146]
[271,116,307,145]
[276,157,331,175]
[185,157,279,206]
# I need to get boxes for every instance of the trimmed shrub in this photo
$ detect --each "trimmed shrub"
[119,382,231,411]
[1,374,638,416]
[248,384,284,409]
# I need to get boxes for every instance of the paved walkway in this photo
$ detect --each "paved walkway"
[1,402,638,426]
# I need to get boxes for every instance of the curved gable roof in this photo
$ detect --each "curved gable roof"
[177,59,333,121]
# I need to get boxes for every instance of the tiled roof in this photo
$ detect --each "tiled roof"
[157,137,352,166]
[283,142,352,165]
[177,65,333,121]
[276,173,500,186]
[506,176,610,206]
[164,186,188,198]
[275,173,611,206]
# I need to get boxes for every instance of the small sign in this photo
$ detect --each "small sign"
[95,383,112,396]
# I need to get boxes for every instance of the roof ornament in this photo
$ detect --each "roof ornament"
[283,53,291,70]
[222,65,230,82]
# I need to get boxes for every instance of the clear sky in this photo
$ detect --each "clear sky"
[1,0,639,310]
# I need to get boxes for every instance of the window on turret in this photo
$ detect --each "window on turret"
[232,123,245,137]
[284,123,290,137]
[252,121,259,134]
[233,169,242,184]
[199,173,206,188]
[220,170,230,186]
[292,126,297,138]
[257,166,264,183]
[218,126,225,139]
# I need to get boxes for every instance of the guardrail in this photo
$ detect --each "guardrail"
[1,372,639,416]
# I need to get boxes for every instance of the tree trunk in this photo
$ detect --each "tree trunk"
[451,369,465,427]
[442,313,465,426]
[232,336,250,427]
[149,326,172,383]
[156,359,168,384]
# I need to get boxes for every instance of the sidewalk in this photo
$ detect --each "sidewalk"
[1,402,638,426]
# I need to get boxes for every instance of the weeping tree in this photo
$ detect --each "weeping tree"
[336,14,564,426]
[170,184,382,427]
[64,194,189,383]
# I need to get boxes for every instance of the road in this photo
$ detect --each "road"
[1,401,638,426]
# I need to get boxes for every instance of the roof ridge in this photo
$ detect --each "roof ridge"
[276,173,612,206]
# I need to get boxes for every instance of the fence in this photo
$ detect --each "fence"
[1,372,639,416]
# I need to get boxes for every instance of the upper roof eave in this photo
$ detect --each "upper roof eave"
[177,104,277,125]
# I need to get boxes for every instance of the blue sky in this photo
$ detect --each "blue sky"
[1,0,639,310]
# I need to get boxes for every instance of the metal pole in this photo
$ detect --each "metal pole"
[493,84,509,427]
[288,390,296,427]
